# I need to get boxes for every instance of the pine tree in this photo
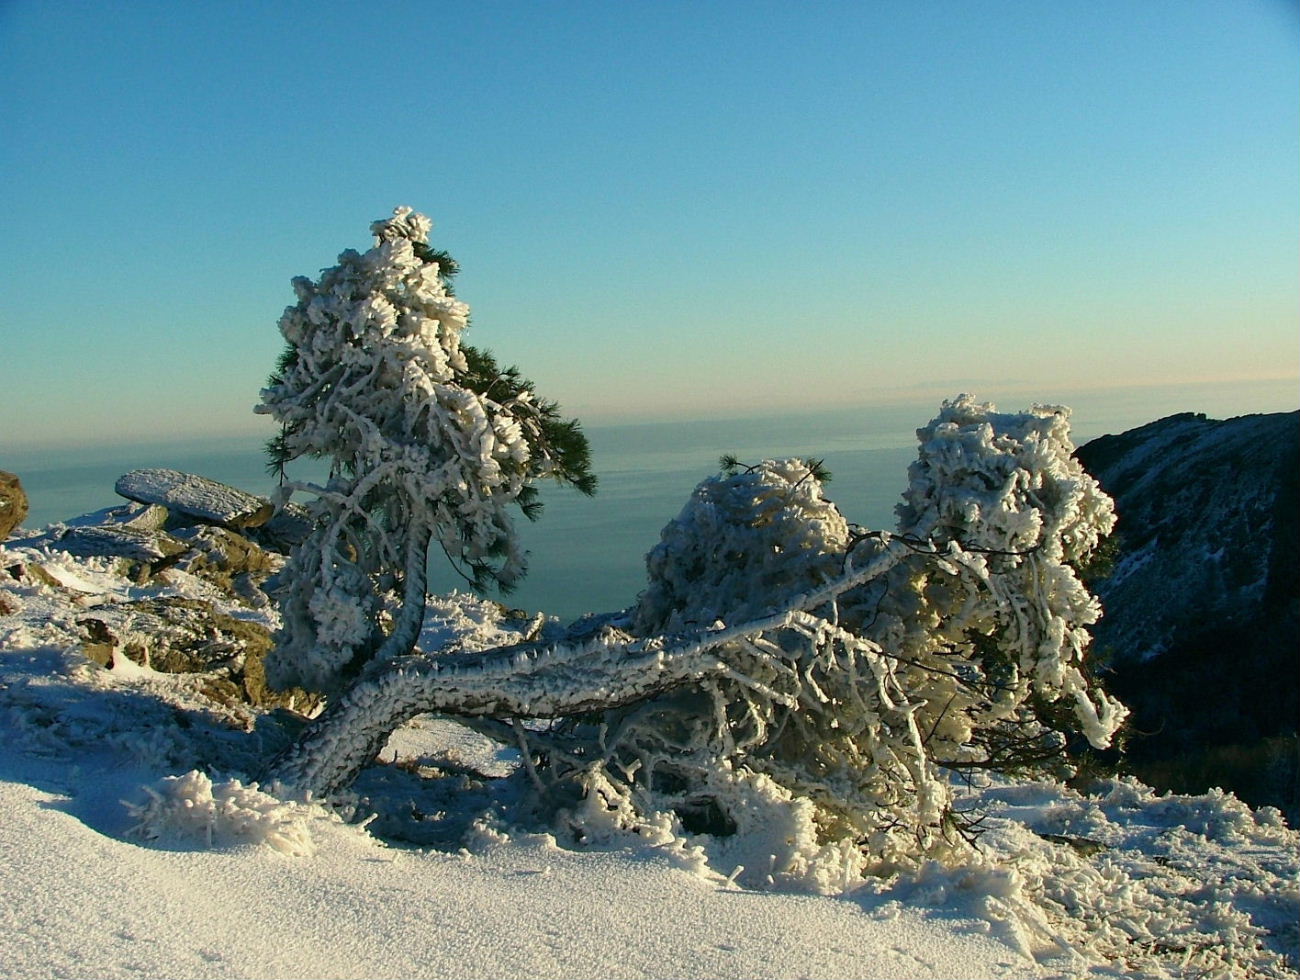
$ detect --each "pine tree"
[257,207,594,693]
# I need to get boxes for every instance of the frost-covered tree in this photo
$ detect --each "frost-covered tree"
[257,207,593,694]
[262,394,1123,881]
[514,400,1123,871]
[870,396,1125,770]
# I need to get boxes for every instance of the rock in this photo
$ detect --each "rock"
[248,502,314,554]
[1078,411,1299,665]
[18,504,191,585]
[54,524,189,563]
[115,469,274,529]
[114,502,171,532]
[78,599,244,674]
[170,525,280,605]
[1076,409,1299,818]
[0,470,29,539]
[4,560,62,589]
[78,616,116,667]
[76,597,320,712]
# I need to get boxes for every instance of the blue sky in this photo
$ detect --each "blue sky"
[2,0,1296,448]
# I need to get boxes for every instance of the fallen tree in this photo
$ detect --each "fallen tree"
[253,224,1126,871]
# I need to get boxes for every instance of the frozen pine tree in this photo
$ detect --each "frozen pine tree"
[257,207,593,694]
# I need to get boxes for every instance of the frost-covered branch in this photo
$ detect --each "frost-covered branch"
[262,537,914,797]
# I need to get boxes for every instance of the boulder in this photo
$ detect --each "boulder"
[0,470,29,539]
[170,524,281,605]
[115,469,274,529]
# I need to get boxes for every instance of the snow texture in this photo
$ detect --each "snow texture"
[115,468,274,528]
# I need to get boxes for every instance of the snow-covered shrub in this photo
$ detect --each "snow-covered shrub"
[635,458,848,632]
[852,395,1125,768]
[127,770,324,856]
[257,207,592,694]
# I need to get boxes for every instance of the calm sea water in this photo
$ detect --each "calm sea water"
[7,382,1293,621]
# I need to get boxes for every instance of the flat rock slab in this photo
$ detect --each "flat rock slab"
[116,469,274,529]
[55,524,188,562]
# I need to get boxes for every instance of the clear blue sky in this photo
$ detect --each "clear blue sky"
[2,0,1296,449]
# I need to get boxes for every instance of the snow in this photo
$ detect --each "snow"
[3,530,1298,978]
[0,757,1041,980]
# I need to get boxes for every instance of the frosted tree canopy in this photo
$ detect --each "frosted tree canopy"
[257,207,593,693]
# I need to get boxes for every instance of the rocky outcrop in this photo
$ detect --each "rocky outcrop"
[76,597,318,713]
[1076,410,1299,818]
[29,470,295,593]
[169,524,281,607]
[1,468,323,717]
[17,504,250,591]
[0,471,28,540]
[56,523,189,563]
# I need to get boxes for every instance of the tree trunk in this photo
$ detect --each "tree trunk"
[260,538,910,798]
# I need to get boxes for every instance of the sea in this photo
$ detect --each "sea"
[7,382,1295,623]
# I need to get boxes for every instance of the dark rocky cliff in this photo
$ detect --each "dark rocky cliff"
[1076,410,1299,820]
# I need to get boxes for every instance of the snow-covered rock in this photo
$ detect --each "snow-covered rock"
[1077,410,1299,819]
[0,469,28,538]
[116,467,275,528]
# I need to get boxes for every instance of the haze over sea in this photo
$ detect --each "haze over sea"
[7,381,1295,623]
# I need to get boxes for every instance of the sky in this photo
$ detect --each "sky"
[1,0,1297,449]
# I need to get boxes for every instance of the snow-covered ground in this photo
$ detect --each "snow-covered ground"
[2,528,1297,979]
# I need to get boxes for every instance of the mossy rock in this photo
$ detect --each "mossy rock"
[77,597,320,713]
[5,560,62,589]
[171,525,280,604]
[0,470,29,539]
